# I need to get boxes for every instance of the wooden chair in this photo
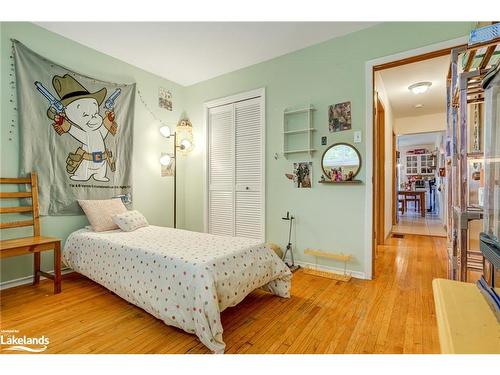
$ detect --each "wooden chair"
[0,172,61,293]
[398,195,406,214]
[405,194,420,212]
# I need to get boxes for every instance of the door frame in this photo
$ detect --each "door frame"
[364,36,468,280]
[373,94,386,250]
[203,87,266,237]
[392,131,397,225]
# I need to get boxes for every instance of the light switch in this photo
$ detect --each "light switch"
[354,131,362,143]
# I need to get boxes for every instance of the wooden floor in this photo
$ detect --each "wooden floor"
[393,211,446,238]
[0,234,447,354]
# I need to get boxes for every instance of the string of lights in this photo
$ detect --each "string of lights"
[137,89,168,126]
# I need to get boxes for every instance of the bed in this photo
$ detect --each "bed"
[63,225,292,353]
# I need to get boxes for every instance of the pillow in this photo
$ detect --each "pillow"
[78,198,127,232]
[112,210,149,232]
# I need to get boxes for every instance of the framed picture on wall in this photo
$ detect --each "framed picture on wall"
[328,101,351,132]
[158,87,172,111]
[292,162,312,188]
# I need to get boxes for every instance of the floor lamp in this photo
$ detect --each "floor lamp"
[159,126,191,228]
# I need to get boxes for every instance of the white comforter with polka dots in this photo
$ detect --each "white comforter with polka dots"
[63,225,292,353]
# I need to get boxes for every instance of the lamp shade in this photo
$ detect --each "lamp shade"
[176,118,194,154]
[180,139,192,150]
[159,154,172,166]
[159,125,171,138]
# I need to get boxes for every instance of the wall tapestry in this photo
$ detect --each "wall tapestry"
[13,40,136,215]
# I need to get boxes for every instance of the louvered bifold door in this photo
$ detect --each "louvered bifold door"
[208,104,234,236]
[234,97,264,240]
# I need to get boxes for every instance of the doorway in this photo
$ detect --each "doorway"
[370,40,466,278]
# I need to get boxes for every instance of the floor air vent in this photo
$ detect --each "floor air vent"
[392,234,405,238]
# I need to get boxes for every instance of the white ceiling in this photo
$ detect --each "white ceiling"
[397,131,444,148]
[378,55,450,118]
[36,22,378,86]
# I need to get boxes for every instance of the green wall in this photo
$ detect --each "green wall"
[183,22,474,277]
[1,21,475,284]
[0,22,187,283]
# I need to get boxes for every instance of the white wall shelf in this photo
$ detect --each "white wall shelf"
[283,149,317,155]
[283,105,316,158]
[283,128,316,135]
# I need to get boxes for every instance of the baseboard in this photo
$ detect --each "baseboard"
[0,268,73,290]
[290,259,367,280]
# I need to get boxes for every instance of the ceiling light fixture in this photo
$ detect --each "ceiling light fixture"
[408,81,432,95]
[415,104,424,108]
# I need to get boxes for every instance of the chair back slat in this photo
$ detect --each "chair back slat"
[0,206,33,214]
[0,192,32,198]
[0,177,31,184]
[30,172,41,236]
[0,220,35,229]
[0,172,39,237]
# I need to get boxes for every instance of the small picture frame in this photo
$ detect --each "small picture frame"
[158,87,172,111]
[292,162,312,188]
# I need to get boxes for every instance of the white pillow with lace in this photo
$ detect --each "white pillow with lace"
[112,210,149,232]
[78,198,127,232]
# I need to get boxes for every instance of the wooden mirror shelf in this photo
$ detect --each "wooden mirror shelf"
[321,142,362,183]
[318,180,362,184]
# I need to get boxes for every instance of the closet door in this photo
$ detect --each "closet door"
[208,104,234,236]
[234,98,264,240]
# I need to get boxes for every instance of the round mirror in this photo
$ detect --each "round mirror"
[321,143,361,181]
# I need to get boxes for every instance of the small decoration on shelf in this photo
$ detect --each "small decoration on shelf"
[158,87,172,111]
[328,101,351,132]
[324,167,354,182]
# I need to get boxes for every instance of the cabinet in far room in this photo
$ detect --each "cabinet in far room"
[405,153,434,176]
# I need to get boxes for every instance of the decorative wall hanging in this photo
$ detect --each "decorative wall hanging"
[175,117,194,155]
[158,87,172,111]
[328,101,352,132]
[285,162,312,188]
[13,40,136,215]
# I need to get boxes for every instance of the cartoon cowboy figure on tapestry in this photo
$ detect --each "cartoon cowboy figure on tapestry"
[40,74,121,182]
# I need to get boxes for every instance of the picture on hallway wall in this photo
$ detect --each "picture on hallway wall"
[285,162,312,188]
[329,101,351,132]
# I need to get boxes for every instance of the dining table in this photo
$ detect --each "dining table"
[398,190,426,217]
